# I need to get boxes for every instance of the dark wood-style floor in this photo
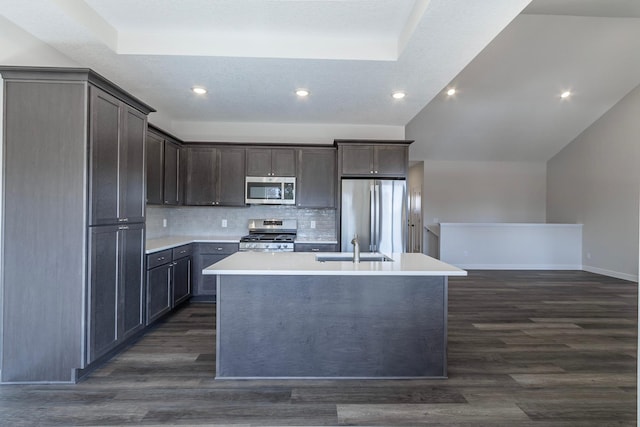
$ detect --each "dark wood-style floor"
[0,270,637,426]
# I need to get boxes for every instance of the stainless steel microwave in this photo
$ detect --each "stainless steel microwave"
[245,176,296,205]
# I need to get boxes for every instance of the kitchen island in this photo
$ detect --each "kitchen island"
[204,252,466,379]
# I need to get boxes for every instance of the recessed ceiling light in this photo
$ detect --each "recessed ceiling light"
[192,86,207,95]
[296,89,310,97]
[560,90,571,99]
[446,88,456,96]
[392,91,406,99]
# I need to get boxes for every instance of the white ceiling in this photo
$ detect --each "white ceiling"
[1,0,639,161]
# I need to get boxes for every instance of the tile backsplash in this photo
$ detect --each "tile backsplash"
[146,205,336,240]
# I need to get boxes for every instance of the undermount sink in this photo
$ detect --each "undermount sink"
[316,253,394,263]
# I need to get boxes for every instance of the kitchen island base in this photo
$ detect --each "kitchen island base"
[216,274,447,379]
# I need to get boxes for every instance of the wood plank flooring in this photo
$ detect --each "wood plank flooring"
[0,270,636,426]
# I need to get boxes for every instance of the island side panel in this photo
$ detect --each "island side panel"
[216,275,447,378]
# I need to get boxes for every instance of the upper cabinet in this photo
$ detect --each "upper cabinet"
[336,140,412,178]
[146,126,183,206]
[246,148,296,176]
[296,148,336,208]
[185,145,246,206]
[89,87,147,225]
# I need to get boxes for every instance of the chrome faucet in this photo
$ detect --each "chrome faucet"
[351,234,360,263]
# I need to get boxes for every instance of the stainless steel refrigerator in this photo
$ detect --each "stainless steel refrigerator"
[340,179,407,254]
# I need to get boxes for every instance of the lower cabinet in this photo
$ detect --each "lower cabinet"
[88,223,145,364]
[146,245,193,326]
[172,252,192,307]
[192,243,239,298]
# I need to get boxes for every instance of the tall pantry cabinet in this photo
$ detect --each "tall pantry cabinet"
[0,67,155,383]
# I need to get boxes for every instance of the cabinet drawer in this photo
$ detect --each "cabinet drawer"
[172,244,192,260]
[197,242,239,255]
[295,243,338,252]
[146,249,172,269]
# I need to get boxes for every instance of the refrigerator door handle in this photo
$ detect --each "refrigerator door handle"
[369,184,375,251]
[373,184,380,252]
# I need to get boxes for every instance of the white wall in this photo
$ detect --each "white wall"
[440,223,582,270]
[170,120,404,144]
[547,84,640,282]
[0,17,78,67]
[411,158,547,225]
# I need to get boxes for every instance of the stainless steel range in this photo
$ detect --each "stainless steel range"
[239,219,297,252]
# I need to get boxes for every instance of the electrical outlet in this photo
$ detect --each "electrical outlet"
[162,218,167,228]
[310,220,316,229]
[222,219,228,228]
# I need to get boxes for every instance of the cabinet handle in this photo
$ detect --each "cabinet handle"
[180,250,186,254]
[311,248,320,252]
[158,256,165,261]
[370,170,374,174]
[374,170,378,173]
[217,247,223,251]
[119,218,129,222]
[118,225,129,230]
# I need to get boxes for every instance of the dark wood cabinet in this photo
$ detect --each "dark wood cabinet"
[336,140,411,178]
[185,146,245,206]
[172,244,193,307]
[163,142,180,205]
[146,131,164,204]
[146,245,192,325]
[218,148,247,206]
[246,148,295,176]
[192,243,238,298]
[297,148,336,208]
[172,256,192,307]
[146,263,172,325]
[89,87,146,225]
[146,127,183,206]
[0,67,154,382]
[88,223,144,363]
[185,146,218,205]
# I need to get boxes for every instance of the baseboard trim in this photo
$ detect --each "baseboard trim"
[453,264,583,270]
[583,265,638,283]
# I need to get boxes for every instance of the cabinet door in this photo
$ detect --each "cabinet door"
[88,225,119,363]
[218,147,246,206]
[185,147,218,205]
[89,88,121,225]
[172,256,191,307]
[192,243,238,297]
[121,223,145,339]
[297,148,335,208]
[271,148,296,176]
[146,131,164,205]
[120,106,146,223]
[197,254,227,295]
[374,145,407,176]
[146,263,172,325]
[163,141,180,205]
[246,148,272,176]
[341,145,374,176]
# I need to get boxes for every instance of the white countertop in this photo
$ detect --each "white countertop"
[203,252,467,276]
[146,235,242,254]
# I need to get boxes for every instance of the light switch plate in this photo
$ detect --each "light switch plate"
[222,219,228,228]
[310,220,316,229]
